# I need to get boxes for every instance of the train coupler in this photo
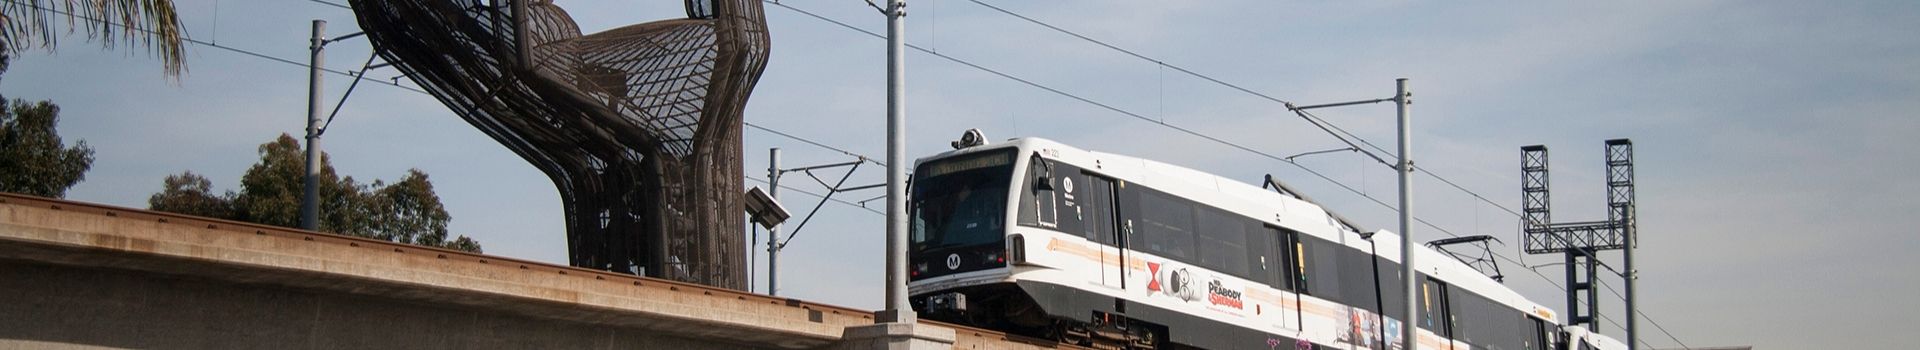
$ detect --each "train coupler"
[927,292,968,313]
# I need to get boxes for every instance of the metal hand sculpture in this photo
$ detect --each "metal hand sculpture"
[348,0,769,290]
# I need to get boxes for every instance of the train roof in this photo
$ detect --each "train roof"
[922,136,1563,324]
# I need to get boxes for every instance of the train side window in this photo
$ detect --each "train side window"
[1018,157,1088,235]
[1376,256,1406,322]
[1123,187,1195,260]
[1194,207,1248,278]
[1447,284,1495,347]
[1245,223,1275,287]
[1342,246,1380,313]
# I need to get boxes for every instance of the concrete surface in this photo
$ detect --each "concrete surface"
[837,322,957,350]
[0,195,1077,350]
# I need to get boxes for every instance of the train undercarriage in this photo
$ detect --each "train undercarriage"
[914,283,1178,350]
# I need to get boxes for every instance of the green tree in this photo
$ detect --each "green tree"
[366,172,480,253]
[371,170,452,245]
[441,236,482,253]
[154,134,484,253]
[231,134,320,228]
[147,171,235,219]
[0,98,93,198]
[0,0,188,76]
[232,133,368,233]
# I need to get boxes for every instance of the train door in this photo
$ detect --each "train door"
[1081,174,1125,290]
[1261,225,1301,330]
[1527,316,1552,350]
[1422,277,1456,348]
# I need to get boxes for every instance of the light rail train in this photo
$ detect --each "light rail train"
[906,131,1625,350]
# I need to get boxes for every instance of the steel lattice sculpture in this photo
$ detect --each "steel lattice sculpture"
[348,0,769,289]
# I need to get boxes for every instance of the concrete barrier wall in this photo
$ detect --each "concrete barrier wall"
[0,259,741,350]
[0,194,1080,350]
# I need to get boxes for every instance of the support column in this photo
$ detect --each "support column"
[877,0,915,325]
[835,323,955,350]
[1395,78,1417,350]
[301,19,326,231]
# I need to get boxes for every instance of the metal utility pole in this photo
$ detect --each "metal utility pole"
[302,20,326,231]
[767,148,783,295]
[1394,78,1415,350]
[1625,220,1638,349]
[881,0,914,324]
[1285,78,1413,349]
[765,148,878,297]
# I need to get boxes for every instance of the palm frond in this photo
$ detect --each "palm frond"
[0,0,186,76]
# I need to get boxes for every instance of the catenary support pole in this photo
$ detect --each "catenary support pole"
[1587,251,1600,331]
[1625,218,1638,349]
[768,148,782,296]
[301,20,325,231]
[1567,251,1580,330]
[1396,78,1416,350]
[880,0,914,324]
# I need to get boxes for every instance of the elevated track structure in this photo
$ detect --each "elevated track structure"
[0,192,1085,349]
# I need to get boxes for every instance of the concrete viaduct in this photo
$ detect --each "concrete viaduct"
[0,193,1084,350]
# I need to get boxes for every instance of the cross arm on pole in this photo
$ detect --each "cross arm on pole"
[1285,97,1394,111]
[780,159,866,174]
[322,31,367,45]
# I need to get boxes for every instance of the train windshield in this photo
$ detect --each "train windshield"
[910,149,1016,251]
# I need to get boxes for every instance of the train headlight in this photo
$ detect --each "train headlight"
[914,262,928,277]
[950,128,989,149]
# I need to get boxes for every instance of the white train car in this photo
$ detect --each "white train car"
[906,134,1624,350]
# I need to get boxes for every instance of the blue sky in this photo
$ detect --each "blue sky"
[6,1,1918,348]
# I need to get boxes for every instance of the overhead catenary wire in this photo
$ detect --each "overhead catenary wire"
[766,1,1475,245]
[765,1,1487,241]
[965,0,1527,220]
[308,0,349,10]
[744,122,885,167]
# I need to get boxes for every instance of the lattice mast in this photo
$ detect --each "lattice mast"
[1520,139,1638,347]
